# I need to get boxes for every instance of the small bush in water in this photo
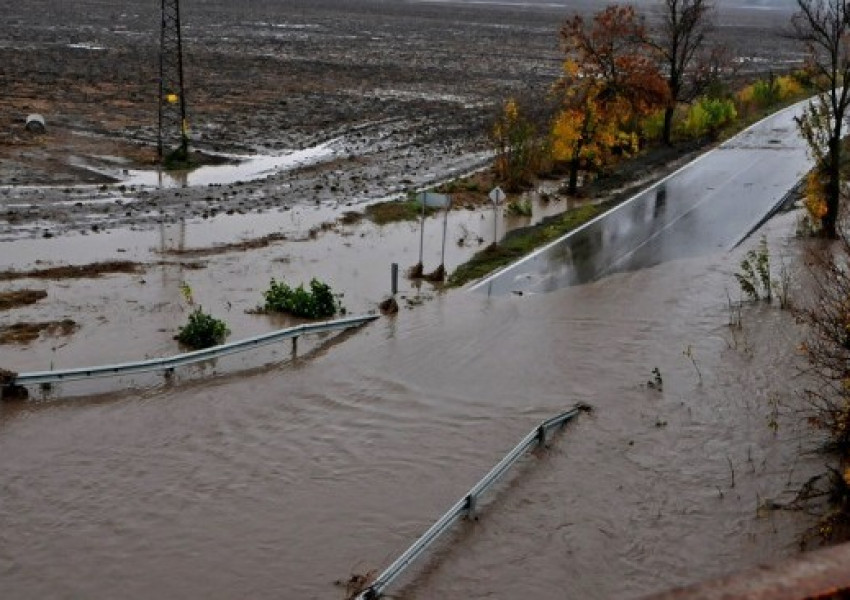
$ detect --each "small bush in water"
[263,278,343,319]
[176,307,230,349]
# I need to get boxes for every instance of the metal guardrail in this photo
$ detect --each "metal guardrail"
[5,314,379,388]
[357,403,591,600]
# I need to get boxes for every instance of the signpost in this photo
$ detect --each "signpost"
[489,186,506,245]
[414,191,452,279]
[440,196,452,273]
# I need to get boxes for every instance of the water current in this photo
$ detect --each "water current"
[0,211,823,599]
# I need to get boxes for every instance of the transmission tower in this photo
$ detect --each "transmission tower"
[158,0,189,163]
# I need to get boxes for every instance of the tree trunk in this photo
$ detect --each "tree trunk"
[823,136,841,239]
[662,105,675,146]
[568,158,580,195]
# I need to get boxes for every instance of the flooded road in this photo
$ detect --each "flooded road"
[0,211,822,599]
[474,104,811,296]
[0,1,820,596]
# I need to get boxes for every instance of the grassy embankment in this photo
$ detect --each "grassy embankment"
[446,202,608,286]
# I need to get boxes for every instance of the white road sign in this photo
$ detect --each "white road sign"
[489,186,506,205]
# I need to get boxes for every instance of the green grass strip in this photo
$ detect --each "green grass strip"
[447,201,610,287]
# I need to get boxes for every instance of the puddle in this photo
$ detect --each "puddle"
[66,43,107,51]
[85,140,341,189]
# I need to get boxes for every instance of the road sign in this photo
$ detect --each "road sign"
[489,186,506,205]
[416,191,451,208]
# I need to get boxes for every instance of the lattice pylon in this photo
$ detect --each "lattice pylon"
[158,0,189,163]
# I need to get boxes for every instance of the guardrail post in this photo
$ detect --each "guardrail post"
[292,335,299,356]
[465,493,477,520]
[536,424,547,446]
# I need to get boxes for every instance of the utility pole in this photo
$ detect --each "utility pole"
[158,0,189,165]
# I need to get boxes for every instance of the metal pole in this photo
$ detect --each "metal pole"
[157,0,166,159]
[391,263,399,295]
[493,203,498,245]
[174,0,189,158]
[440,200,450,269]
[418,195,426,266]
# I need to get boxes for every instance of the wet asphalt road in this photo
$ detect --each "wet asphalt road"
[473,103,812,296]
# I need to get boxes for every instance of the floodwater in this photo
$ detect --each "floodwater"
[120,142,340,189]
[0,210,823,599]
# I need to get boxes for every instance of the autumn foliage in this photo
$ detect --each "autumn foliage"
[492,99,543,192]
[552,5,668,194]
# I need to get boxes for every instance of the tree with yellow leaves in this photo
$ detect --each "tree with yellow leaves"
[492,98,542,192]
[554,5,668,195]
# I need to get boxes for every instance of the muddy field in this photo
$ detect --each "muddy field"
[0,0,803,241]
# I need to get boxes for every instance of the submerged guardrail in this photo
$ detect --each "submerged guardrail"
[2,314,379,394]
[357,403,591,600]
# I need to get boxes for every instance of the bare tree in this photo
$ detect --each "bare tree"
[792,0,850,239]
[651,0,715,145]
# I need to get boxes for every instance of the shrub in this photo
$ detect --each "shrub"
[263,278,343,319]
[751,77,781,108]
[506,198,532,217]
[683,97,737,139]
[492,98,545,192]
[176,307,230,349]
[734,235,771,302]
[365,199,435,225]
[776,74,803,101]
[736,73,805,117]
[804,169,829,229]
[795,234,850,543]
[640,109,666,143]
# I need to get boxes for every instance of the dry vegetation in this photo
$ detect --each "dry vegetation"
[0,289,47,310]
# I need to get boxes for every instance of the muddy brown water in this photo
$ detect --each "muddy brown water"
[0,1,820,596]
[0,211,824,599]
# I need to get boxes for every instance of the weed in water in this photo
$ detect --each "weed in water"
[767,394,781,434]
[734,235,771,302]
[505,198,532,217]
[176,307,230,349]
[335,568,377,600]
[647,367,663,391]
[789,468,850,546]
[179,281,195,306]
[773,255,792,309]
[725,288,743,329]
[683,345,702,383]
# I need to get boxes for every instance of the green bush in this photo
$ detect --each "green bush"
[683,97,737,139]
[263,278,343,319]
[176,307,230,349]
[506,198,532,217]
[751,78,781,108]
[641,109,666,142]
